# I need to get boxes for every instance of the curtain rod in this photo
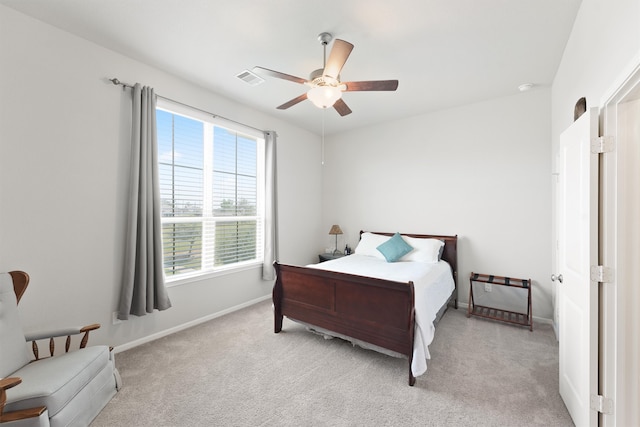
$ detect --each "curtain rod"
[109,78,269,135]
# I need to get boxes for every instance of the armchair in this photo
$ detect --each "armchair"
[0,271,121,427]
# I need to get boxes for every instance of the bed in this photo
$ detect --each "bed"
[272,231,458,386]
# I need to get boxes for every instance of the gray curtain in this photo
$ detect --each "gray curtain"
[118,84,172,320]
[262,131,279,280]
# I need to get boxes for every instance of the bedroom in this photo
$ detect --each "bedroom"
[0,1,638,426]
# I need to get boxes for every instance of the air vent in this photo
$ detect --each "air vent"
[236,69,265,86]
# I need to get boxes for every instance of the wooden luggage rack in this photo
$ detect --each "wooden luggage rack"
[467,272,533,331]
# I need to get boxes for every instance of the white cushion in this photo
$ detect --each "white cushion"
[0,273,30,378]
[400,237,444,263]
[354,232,389,259]
[5,345,111,417]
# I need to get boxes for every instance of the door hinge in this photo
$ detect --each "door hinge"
[590,394,613,414]
[591,136,615,153]
[590,265,614,283]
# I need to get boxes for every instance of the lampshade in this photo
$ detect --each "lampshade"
[307,85,342,109]
[328,224,343,235]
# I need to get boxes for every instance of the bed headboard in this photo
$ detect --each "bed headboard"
[359,231,458,286]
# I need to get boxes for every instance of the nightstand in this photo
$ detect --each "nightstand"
[318,253,346,263]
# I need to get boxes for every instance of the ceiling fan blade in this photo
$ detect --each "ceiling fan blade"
[323,39,354,80]
[253,66,307,85]
[343,80,399,91]
[333,98,352,116]
[277,93,308,110]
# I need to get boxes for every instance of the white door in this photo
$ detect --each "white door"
[557,107,599,427]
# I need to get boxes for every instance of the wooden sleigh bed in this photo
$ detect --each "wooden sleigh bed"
[272,231,458,386]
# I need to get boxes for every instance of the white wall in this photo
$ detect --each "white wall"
[551,1,640,425]
[0,5,323,348]
[322,88,553,319]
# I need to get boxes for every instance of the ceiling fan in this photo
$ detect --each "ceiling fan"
[253,32,399,117]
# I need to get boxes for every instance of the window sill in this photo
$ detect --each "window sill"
[165,261,263,288]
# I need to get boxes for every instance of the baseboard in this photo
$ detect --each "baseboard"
[112,294,272,354]
[113,297,553,354]
[456,301,554,325]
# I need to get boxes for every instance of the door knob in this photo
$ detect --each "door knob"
[551,274,563,283]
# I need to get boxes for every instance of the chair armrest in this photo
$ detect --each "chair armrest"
[1,378,21,420]
[25,324,99,341]
[0,377,47,423]
[0,378,21,392]
[24,324,101,360]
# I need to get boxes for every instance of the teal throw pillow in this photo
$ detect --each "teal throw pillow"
[376,232,414,262]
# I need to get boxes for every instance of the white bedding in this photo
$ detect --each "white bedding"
[304,254,455,377]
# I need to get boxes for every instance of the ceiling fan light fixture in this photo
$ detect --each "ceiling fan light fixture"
[255,32,397,116]
[307,85,342,109]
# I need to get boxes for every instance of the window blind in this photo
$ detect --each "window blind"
[157,105,264,279]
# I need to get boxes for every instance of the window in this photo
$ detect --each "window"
[157,100,265,281]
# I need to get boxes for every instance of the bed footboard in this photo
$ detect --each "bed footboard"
[273,262,416,385]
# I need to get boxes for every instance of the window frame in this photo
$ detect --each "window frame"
[157,98,266,286]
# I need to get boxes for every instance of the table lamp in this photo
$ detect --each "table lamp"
[328,225,343,255]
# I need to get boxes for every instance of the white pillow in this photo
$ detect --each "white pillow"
[354,232,389,259]
[400,236,444,263]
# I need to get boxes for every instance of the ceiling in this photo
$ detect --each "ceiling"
[1,0,582,135]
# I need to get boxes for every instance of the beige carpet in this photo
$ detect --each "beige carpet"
[91,300,573,426]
